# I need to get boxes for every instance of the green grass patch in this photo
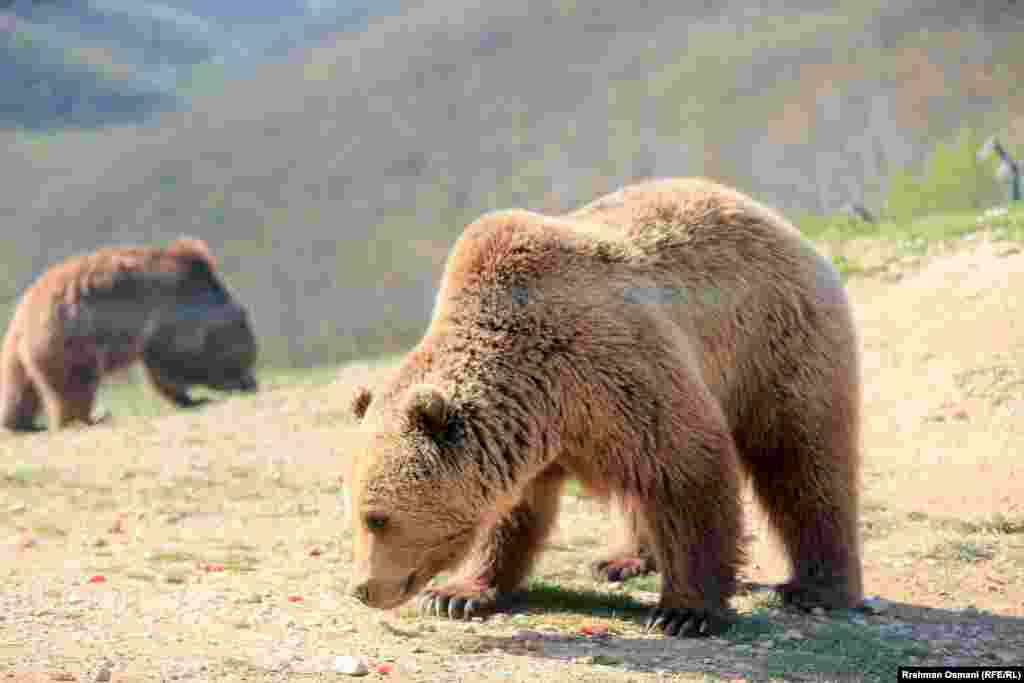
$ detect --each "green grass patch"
[802,207,1024,248]
[987,206,1024,242]
[721,608,781,645]
[763,619,929,683]
[622,574,660,592]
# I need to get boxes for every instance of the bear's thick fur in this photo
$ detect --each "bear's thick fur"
[344,178,862,637]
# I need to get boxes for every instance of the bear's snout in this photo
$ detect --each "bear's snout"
[348,571,419,609]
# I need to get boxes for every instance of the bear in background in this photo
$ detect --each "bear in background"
[1,237,258,432]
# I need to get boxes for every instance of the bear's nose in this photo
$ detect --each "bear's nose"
[349,581,371,605]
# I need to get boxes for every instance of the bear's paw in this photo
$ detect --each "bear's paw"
[416,581,504,621]
[644,606,731,638]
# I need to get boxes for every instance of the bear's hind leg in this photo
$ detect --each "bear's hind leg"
[591,495,657,582]
[742,383,863,611]
[417,463,566,621]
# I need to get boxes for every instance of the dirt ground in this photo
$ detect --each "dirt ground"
[2,232,1023,682]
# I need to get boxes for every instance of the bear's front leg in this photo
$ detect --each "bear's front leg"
[639,432,744,638]
[417,464,565,621]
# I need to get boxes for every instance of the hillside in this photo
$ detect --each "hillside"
[0,0,398,130]
[2,0,1023,366]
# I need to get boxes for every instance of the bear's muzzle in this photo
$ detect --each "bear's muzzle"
[348,571,418,609]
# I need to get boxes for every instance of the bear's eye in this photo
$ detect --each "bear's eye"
[364,513,389,531]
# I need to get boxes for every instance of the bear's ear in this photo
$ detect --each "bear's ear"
[402,384,449,440]
[350,385,373,421]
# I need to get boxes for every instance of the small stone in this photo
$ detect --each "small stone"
[94,662,113,682]
[11,528,35,552]
[860,597,889,614]
[109,513,127,535]
[332,655,368,676]
[782,629,805,640]
[163,570,188,584]
[993,650,1017,664]
[760,639,776,648]
[811,607,826,616]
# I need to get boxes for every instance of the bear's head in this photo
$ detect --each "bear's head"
[343,382,483,609]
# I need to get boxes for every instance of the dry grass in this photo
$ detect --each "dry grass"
[2,233,1024,682]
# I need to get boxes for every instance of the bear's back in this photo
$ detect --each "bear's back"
[566,177,803,251]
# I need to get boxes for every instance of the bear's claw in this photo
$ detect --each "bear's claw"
[644,607,727,638]
[416,585,498,621]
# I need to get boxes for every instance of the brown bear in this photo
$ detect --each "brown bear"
[1,237,258,432]
[343,177,863,637]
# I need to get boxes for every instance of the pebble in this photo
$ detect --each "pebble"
[94,661,113,682]
[333,655,369,676]
[164,570,189,585]
[864,593,888,618]
[810,607,826,616]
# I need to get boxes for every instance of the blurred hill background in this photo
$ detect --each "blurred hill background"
[2,0,1023,367]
